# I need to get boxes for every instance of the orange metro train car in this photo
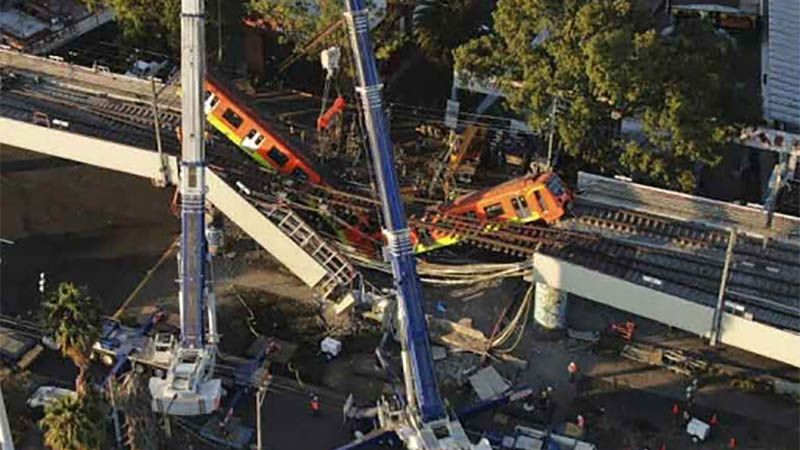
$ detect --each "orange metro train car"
[203,73,325,185]
[414,172,573,253]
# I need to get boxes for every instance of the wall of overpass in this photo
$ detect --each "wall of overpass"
[0,118,327,288]
[3,117,799,367]
[532,253,800,367]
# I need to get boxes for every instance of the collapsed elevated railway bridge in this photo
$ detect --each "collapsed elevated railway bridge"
[1,48,799,367]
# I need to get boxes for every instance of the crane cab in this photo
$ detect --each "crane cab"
[149,347,221,416]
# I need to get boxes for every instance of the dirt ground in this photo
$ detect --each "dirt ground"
[0,146,178,317]
[2,145,798,450]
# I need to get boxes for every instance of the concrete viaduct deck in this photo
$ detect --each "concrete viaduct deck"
[2,50,799,367]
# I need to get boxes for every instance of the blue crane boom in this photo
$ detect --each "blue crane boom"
[343,0,445,424]
[148,0,221,416]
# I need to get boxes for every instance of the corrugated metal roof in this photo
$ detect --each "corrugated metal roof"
[766,0,800,128]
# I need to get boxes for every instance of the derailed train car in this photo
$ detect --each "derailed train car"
[201,74,573,255]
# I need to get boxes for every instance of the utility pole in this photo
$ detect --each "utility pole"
[546,96,558,169]
[216,0,223,64]
[254,384,267,450]
[0,388,14,450]
[150,77,169,187]
[710,228,737,346]
[108,379,123,449]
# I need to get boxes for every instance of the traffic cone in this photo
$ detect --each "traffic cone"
[728,437,737,448]
[659,443,666,450]
[709,413,719,426]
[671,403,679,415]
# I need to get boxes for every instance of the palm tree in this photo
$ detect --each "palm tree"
[39,392,107,450]
[413,0,494,64]
[41,282,102,395]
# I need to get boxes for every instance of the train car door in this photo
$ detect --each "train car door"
[204,92,220,114]
[510,196,532,221]
[532,189,551,219]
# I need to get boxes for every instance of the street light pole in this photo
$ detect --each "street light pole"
[710,228,737,346]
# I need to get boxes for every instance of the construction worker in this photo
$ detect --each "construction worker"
[310,393,321,416]
[567,361,578,383]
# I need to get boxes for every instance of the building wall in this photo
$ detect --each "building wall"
[763,0,800,130]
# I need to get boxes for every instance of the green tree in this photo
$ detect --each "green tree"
[81,0,181,48]
[454,0,758,190]
[247,0,416,65]
[41,283,102,395]
[39,392,107,450]
[247,0,344,50]
[413,0,493,64]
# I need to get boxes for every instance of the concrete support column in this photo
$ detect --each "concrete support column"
[533,282,568,330]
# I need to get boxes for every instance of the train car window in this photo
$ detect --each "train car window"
[546,175,566,197]
[204,93,220,113]
[245,129,265,147]
[484,203,505,219]
[511,196,531,218]
[463,211,477,220]
[534,190,549,213]
[267,146,289,167]
[291,167,309,181]
[222,108,244,129]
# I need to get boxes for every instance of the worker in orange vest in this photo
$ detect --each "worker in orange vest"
[310,393,321,416]
[567,361,578,383]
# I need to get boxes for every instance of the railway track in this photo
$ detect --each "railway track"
[2,76,798,330]
[413,214,799,322]
[573,202,799,266]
